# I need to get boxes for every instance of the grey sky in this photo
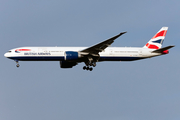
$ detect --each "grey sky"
[1,0,180,120]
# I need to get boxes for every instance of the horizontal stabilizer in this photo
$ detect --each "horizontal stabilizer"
[152,45,175,53]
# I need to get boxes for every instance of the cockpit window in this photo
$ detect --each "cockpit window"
[8,51,12,53]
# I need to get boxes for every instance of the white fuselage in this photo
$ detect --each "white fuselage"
[4,46,161,62]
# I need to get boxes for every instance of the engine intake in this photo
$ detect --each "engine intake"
[64,51,80,61]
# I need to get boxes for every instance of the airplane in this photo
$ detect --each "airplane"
[4,27,174,71]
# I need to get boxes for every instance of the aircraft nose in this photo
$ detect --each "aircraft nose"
[4,52,10,58]
[4,53,8,57]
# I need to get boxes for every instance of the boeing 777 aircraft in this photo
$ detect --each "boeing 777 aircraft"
[4,27,174,71]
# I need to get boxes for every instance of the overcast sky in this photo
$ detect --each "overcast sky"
[1,0,180,120]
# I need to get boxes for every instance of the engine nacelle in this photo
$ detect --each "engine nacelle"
[60,61,77,68]
[64,51,80,61]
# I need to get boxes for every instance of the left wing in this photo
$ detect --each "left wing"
[80,32,127,54]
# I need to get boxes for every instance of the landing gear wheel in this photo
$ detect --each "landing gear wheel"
[89,67,93,71]
[82,66,93,71]
[16,64,20,67]
[83,66,86,70]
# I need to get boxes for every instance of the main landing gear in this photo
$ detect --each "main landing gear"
[15,60,20,68]
[83,66,93,71]
[83,60,97,71]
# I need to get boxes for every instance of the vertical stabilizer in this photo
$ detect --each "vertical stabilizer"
[143,27,168,49]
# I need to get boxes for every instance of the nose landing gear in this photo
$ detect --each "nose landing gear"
[15,60,20,68]
[16,64,20,67]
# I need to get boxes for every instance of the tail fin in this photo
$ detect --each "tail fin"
[143,27,168,49]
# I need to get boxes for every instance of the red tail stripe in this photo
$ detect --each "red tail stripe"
[152,30,167,39]
[146,43,159,49]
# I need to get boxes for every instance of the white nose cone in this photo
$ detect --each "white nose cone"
[4,53,10,58]
[4,53,8,57]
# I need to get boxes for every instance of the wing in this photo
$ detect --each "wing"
[80,32,127,54]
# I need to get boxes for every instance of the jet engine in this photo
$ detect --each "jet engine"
[64,51,81,61]
[60,61,77,68]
